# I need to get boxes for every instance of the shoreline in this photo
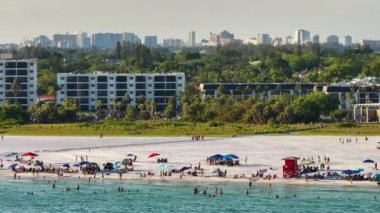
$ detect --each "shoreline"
[1,170,379,188]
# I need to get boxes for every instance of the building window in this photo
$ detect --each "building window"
[148,84,152,87]
[30,85,34,88]
[30,63,34,66]
[30,70,34,73]
[60,84,64,88]
[0,78,3,81]
[0,85,3,88]
[178,77,183,80]
[91,77,95,80]
[110,77,114,80]
[129,84,133,87]
[178,84,182,87]
[0,63,3,66]
[91,91,95,94]
[110,84,114,87]
[30,92,34,95]
[110,91,114,94]
[129,77,134,80]
[30,77,34,80]
[60,91,64,94]
[30,99,34,102]
[129,91,134,94]
[60,77,65,80]
[0,92,3,95]
[0,99,3,102]
[91,99,95,101]
[148,77,152,80]
[148,91,152,94]
[91,84,95,87]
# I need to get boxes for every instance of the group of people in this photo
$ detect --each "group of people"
[339,136,369,144]
[191,134,204,141]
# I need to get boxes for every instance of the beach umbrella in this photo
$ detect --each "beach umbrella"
[8,163,18,170]
[62,163,70,168]
[78,161,90,166]
[363,159,375,163]
[73,164,80,167]
[224,154,239,159]
[209,154,224,160]
[1,152,18,158]
[179,166,191,172]
[148,153,160,158]
[127,154,135,157]
[22,152,38,157]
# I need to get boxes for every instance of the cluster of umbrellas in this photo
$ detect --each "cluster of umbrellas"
[208,154,239,161]
[1,152,38,158]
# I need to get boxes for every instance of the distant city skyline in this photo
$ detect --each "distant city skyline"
[0,0,379,43]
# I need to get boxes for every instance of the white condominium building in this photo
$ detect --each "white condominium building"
[57,72,185,111]
[0,58,37,107]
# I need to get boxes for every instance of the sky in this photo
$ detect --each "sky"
[0,0,379,43]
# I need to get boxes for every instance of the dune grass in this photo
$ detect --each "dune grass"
[0,121,378,137]
[0,121,319,137]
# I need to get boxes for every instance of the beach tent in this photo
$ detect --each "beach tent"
[209,154,224,160]
[363,159,375,163]
[224,154,239,159]
[104,163,114,170]
[371,173,380,180]
[148,153,160,158]
[22,152,38,157]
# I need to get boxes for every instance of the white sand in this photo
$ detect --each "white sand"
[0,135,379,185]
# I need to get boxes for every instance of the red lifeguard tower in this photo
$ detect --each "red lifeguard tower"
[282,156,300,178]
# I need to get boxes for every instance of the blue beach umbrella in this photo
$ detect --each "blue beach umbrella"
[78,161,90,166]
[8,163,18,169]
[179,166,191,172]
[209,154,224,160]
[2,152,18,158]
[363,159,375,163]
[224,154,239,159]
[127,154,134,157]
[62,163,70,168]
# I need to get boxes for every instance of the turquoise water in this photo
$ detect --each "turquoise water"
[0,178,380,213]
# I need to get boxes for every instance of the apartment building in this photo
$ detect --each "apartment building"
[0,56,38,107]
[199,83,380,111]
[57,72,185,111]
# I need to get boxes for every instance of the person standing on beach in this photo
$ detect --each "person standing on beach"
[1,134,3,141]
[245,156,248,164]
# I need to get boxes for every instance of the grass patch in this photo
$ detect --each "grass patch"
[0,121,379,136]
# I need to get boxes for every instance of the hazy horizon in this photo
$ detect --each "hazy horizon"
[0,0,379,44]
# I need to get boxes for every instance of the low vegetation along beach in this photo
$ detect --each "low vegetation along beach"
[0,121,379,136]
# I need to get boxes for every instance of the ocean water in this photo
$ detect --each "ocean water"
[0,178,379,213]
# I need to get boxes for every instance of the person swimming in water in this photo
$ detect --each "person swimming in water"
[76,184,80,190]
[246,190,249,195]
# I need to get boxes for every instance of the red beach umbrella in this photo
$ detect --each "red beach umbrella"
[22,152,38,157]
[148,153,160,158]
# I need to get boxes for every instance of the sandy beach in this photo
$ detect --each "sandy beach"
[1,135,379,186]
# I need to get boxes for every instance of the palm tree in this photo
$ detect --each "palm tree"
[10,78,21,105]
